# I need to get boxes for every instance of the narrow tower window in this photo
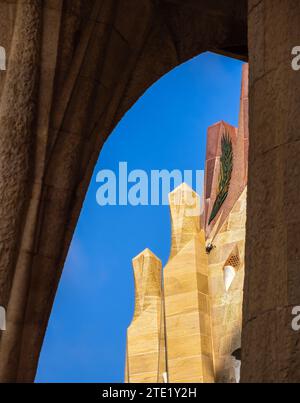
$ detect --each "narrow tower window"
[224,265,236,292]
[223,252,240,292]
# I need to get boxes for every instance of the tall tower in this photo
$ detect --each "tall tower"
[126,185,214,383]
[164,183,214,383]
[125,249,164,383]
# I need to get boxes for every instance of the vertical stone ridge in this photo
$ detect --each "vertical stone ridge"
[236,63,249,186]
[0,0,42,382]
[0,0,42,307]
[242,0,300,383]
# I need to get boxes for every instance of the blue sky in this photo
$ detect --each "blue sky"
[35,52,243,383]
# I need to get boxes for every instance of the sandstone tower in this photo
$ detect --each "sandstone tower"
[125,65,248,383]
[164,184,214,383]
[125,249,164,383]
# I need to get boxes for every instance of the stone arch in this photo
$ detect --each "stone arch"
[0,0,247,382]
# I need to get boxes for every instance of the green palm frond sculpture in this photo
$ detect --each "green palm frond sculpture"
[208,131,233,225]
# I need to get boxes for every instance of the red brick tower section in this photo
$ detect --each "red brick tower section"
[204,64,248,238]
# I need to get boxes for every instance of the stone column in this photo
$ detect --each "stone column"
[126,249,163,383]
[242,0,300,382]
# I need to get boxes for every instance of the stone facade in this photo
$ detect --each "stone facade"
[125,65,248,383]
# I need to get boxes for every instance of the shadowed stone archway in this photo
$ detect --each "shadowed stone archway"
[0,0,299,384]
[0,0,247,382]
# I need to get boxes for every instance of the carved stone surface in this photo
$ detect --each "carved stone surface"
[242,0,300,383]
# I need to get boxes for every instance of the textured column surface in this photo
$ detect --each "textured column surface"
[126,249,163,383]
[164,183,214,383]
[0,0,247,382]
[242,0,300,382]
[207,189,246,383]
[205,66,248,382]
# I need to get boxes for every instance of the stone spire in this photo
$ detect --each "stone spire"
[132,248,162,319]
[164,183,214,383]
[126,249,163,383]
[169,183,201,258]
